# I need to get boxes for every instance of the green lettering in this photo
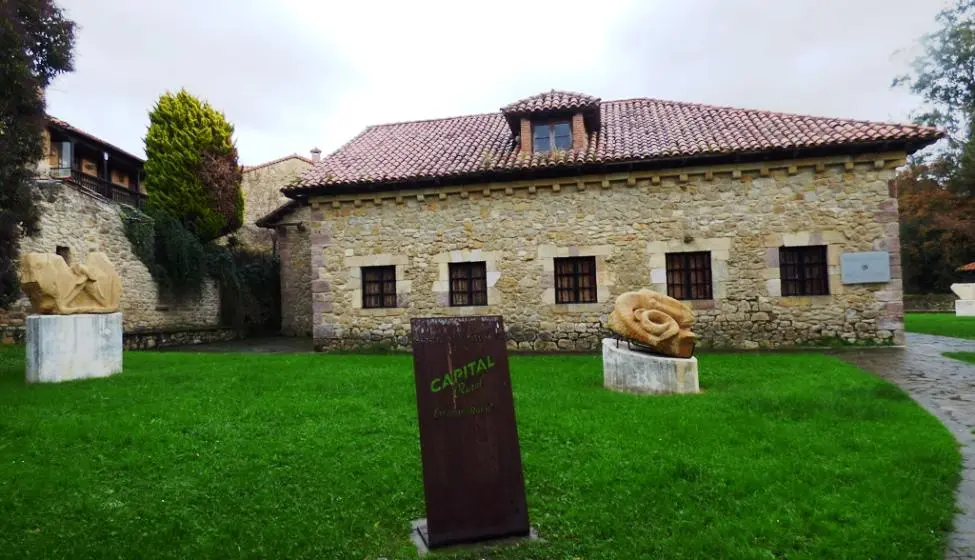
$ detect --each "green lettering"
[454,367,465,381]
[476,358,487,373]
[431,378,441,393]
[487,356,495,368]
[442,374,453,389]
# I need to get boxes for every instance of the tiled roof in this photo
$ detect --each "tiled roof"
[255,199,302,228]
[47,115,145,164]
[959,262,975,272]
[501,89,600,115]
[287,95,942,194]
[243,153,313,173]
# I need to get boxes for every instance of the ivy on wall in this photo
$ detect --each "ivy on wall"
[120,208,280,333]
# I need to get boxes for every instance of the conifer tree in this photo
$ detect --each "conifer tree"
[144,90,243,242]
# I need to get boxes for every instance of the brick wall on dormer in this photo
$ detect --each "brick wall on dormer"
[572,112,587,150]
[519,118,532,154]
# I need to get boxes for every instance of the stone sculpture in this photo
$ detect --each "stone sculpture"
[608,289,697,358]
[19,252,121,315]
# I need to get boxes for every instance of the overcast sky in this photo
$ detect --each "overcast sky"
[45,0,949,165]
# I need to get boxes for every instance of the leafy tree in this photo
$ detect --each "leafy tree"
[896,164,975,292]
[895,0,975,193]
[0,0,75,307]
[144,90,243,242]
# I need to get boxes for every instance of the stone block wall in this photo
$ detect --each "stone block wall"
[303,152,906,351]
[239,157,312,252]
[277,205,312,336]
[0,180,220,333]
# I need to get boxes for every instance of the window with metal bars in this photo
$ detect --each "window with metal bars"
[448,262,487,306]
[554,256,597,304]
[779,245,829,296]
[361,265,397,308]
[665,251,713,300]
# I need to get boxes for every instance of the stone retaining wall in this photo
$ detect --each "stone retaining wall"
[0,180,221,333]
[903,293,956,313]
[0,324,239,350]
[304,152,907,352]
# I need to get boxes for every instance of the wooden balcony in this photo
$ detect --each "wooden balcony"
[50,167,146,211]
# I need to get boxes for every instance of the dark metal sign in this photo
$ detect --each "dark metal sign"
[410,316,529,549]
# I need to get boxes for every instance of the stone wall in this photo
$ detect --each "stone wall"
[904,293,956,313]
[304,153,907,351]
[276,205,312,336]
[0,180,220,333]
[239,157,312,252]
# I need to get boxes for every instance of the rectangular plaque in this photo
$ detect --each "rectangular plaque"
[841,251,891,284]
[410,316,529,549]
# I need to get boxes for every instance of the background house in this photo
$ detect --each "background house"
[0,117,229,348]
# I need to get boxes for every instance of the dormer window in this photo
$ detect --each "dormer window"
[533,119,572,152]
[501,90,601,155]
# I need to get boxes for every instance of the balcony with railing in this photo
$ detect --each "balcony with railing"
[50,167,147,211]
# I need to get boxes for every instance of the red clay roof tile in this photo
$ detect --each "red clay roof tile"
[287,94,942,194]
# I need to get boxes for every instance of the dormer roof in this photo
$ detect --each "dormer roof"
[500,90,601,134]
[501,90,601,116]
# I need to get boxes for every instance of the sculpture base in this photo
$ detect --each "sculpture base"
[957,300,975,317]
[602,338,699,394]
[26,313,123,383]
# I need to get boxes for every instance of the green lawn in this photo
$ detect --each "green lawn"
[0,346,960,559]
[945,352,975,365]
[906,312,975,340]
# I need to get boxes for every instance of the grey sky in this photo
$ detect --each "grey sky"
[45,0,949,166]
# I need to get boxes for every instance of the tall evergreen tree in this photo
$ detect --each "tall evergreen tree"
[0,0,75,307]
[144,90,243,242]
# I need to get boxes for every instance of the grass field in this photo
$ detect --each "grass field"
[945,352,975,365]
[0,346,960,559]
[906,312,975,340]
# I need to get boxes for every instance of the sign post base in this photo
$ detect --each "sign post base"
[409,519,539,556]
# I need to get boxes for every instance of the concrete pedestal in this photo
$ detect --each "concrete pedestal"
[953,284,975,317]
[602,338,699,395]
[26,312,123,383]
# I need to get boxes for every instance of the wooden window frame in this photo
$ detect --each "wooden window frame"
[554,256,598,304]
[361,265,397,309]
[532,119,572,152]
[448,261,488,307]
[665,251,713,300]
[779,245,829,296]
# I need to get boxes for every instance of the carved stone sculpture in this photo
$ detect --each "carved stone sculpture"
[19,252,121,314]
[608,289,697,358]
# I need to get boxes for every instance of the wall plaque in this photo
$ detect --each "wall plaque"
[410,316,529,549]
[840,251,891,284]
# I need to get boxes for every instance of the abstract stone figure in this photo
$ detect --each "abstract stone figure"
[19,252,121,314]
[608,289,697,358]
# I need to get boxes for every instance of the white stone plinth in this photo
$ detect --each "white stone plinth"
[26,313,123,383]
[953,284,975,317]
[602,338,699,395]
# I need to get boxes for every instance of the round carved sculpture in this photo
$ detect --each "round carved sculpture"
[19,252,121,315]
[607,289,697,358]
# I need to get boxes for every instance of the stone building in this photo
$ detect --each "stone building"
[237,152,316,252]
[0,117,227,347]
[259,90,941,351]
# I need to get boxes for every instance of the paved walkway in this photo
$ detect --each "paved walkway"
[837,333,975,559]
